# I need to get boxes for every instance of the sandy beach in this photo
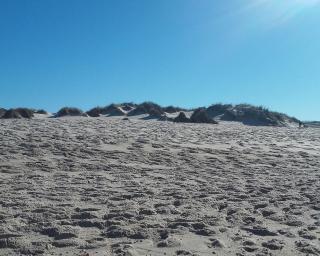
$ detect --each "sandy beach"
[0,117,319,256]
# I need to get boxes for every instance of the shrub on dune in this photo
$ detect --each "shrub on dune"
[101,104,125,116]
[109,107,125,116]
[2,108,34,119]
[190,108,218,124]
[2,109,22,119]
[128,102,164,116]
[163,106,186,113]
[0,108,6,118]
[174,112,190,123]
[35,109,48,114]
[17,108,34,118]
[143,108,164,120]
[127,105,148,116]
[205,103,298,126]
[140,102,164,114]
[121,103,136,111]
[148,108,163,118]
[55,107,86,117]
[86,107,102,117]
[206,104,233,118]
[221,109,237,121]
[234,104,280,126]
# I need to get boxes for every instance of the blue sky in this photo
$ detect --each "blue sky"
[0,0,319,120]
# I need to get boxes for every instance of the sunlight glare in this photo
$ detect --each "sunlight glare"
[244,0,320,25]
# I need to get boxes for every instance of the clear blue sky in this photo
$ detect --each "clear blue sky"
[0,0,319,120]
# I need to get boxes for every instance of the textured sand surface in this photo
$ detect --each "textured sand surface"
[0,117,319,256]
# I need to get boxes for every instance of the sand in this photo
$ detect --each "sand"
[0,117,319,256]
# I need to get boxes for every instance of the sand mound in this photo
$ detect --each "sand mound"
[102,104,126,116]
[2,109,21,119]
[1,102,302,127]
[0,108,6,118]
[190,108,218,124]
[220,109,237,121]
[86,107,102,117]
[232,104,296,126]
[163,106,186,113]
[127,105,148,116]
[1,108,34,119]
[206,104,233,118]
[146,108,164,119]
[120,103,136,112]
[109,108,125,116]
[55,107,86,117]
[174,112,190,123]
[206,104,299,126]
[128,102,164,117]
[35,109,48,115]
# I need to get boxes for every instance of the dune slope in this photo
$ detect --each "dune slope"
[0,118,319,256]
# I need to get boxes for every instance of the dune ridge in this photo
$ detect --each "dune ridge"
[0,102,304,127]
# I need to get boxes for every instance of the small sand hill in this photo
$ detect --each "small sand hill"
[190,108,218,124]
[206,104,299,126]
[163,106,186,114]
[86,104,126,117]
[102,104,126,116]
[127,102,164,117]
[0,103,301,127]
[34,109,48,115]
[0,108,6,118]
[108,102,300,126]
[1,108,34,119]
[86,107,102,117]
[174,112,191,123]
[55,107,87,117]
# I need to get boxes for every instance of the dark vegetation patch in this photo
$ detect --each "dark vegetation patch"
[174,109,218,124]
[87,104,126,117]
[1,108,34,119]
[86,107,102,117]
[0,108,6,118]
[103,104,125,116]
[128,102,164,117]
[190,108,218,124]
[55,107,86,117]
[121,102,136,111]
[1,102,299,127]
[127,105,148,116]
[174,112,190,123]
[207,103,299,126]
[206,104,233,118]
[35,109,48,114]
[163,106,187,113]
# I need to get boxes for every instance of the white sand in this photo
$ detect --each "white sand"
[0,117,319,256]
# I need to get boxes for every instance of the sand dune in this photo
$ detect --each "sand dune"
[0,102,301,128]
[0,117,319,255]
